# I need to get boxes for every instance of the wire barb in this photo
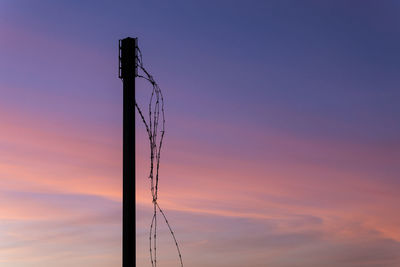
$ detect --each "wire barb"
[136,45,183,267]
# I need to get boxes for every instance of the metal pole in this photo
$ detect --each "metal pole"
[119,37,137,267]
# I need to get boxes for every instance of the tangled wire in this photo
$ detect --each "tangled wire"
[135,45,183,267]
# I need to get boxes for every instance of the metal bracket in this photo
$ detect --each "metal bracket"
[119,38,137,79]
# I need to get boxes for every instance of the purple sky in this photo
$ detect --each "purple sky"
[1,1,400,266]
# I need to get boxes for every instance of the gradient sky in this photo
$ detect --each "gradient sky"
[1,1,400,266]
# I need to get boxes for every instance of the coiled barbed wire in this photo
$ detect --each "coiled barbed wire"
[135,45,183,267]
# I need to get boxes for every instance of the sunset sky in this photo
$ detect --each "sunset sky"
[1,1,400,266]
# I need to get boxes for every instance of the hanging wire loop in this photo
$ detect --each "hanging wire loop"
[135,45,184,267]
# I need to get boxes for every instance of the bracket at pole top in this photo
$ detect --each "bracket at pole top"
[119,37,137,79]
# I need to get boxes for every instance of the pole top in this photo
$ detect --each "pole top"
[119,37,138,79]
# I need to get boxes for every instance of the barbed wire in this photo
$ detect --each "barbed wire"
[135,45,184,267]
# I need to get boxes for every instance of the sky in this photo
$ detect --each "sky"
[1,0,400,266]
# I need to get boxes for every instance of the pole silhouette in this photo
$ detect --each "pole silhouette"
[119,37,137,267]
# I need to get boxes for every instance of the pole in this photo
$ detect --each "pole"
[119,37,137,267]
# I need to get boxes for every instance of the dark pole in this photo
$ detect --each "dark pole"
[119,37,137,267]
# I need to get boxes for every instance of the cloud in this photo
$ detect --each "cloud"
[0,191,121,266]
